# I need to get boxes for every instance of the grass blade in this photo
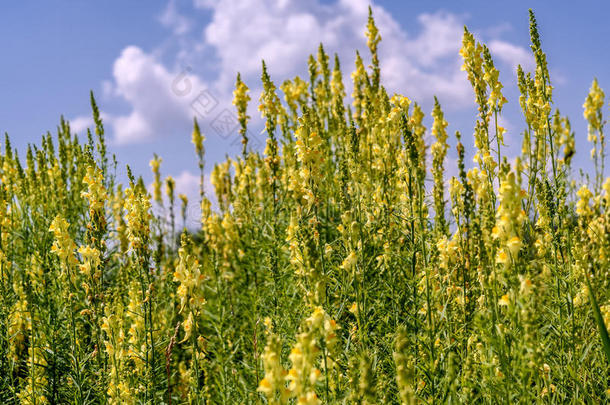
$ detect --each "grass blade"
[584,273,610,365]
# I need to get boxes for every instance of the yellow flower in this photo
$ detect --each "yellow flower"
[340,251,357,271]
[519,277,533,295]
[297,392,320,405]
[257,377,273,395]
[308,368,321,385]
[81,165,107,213]
[583,78,605,129]
[496,249,509,266]
[124,186,152,251]
[576,185,592,216]
[180,311,194,343]
[324,244,333,257]
[77,245,101,277]
[506,236,522,257]
[307,306,325,329]
[49,215,78,269]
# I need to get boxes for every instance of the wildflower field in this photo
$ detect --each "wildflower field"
[1,9,609,404]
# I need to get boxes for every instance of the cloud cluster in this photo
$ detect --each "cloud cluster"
[198,0,475,106]
[489,39,535,72]
[64,0,541,216]
[73,0,533,148]
[159,0,193,35]
[110,46,212,144]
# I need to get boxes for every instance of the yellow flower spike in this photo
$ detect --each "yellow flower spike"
[390,94,411,112]
[165,176,175,203]
[191,119,205,158]
[583,79,605,130]
[576,185,592,216]
[81,165,107,213]
[49,215,78,270]
[149,155,163,205]
[431,97,449,233]
[123,183,152,253]
[77,245,101,277]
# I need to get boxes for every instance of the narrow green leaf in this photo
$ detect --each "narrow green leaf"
[584,273,610,364]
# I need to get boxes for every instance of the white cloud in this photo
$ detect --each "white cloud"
[173,170,200,193]
[200,0,354,87]
[174,170,217,204]
[489,39,535,73]
[100,0,531,145]
[198,0,470,104]
[70,116,93,134]
[402,12,464,67]
[69,111,112,136]
[108,46,210,145]
[480,22,513,39]
[159,0,192,35]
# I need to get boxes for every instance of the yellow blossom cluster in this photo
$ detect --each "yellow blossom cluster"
[493,171,526,266]
[1,9,610,404]
[81,165,107,214]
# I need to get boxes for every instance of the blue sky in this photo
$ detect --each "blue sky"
[1,1,608,210]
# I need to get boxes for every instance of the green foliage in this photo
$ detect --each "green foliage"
[0,9,609,405]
